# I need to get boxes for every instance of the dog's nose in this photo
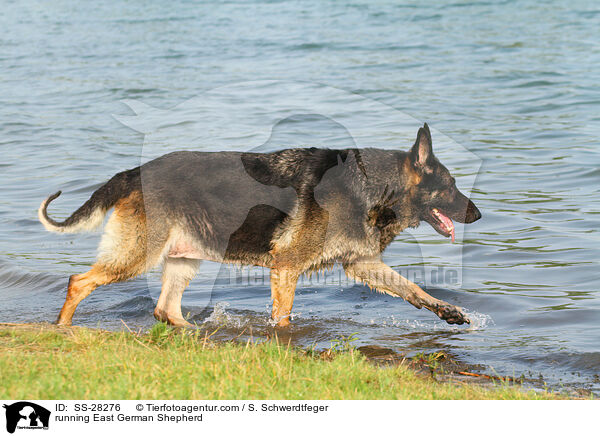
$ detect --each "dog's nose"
[466,200,481,223]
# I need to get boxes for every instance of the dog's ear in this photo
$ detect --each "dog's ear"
[410,123,433,169]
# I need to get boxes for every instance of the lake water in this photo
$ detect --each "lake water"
[1,0,599,393]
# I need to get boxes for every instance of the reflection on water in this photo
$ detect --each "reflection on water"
[1,0,599,393]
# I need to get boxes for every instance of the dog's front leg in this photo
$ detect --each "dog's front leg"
[270,268,300,328]
[344,259,470,325]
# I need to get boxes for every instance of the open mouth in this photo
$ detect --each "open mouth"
[429,208,455,242]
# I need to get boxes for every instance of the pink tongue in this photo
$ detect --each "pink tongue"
[437,211,455,243]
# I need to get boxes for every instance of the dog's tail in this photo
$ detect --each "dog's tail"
[38,168,141,233]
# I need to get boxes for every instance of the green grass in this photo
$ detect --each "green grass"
[0,323,555,399]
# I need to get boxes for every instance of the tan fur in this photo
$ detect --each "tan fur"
[270,205,329,271]
[268,205,333,326]
[267,196,395,326]
[57,190,166,325]
[97,191,153,274]
[57,265,121,325]
[344,259,465,322]
[270,268,300,327]
[270,192,381,272]
[403,157,422,186]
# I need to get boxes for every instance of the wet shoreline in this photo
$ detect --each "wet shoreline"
[0,322,590,398]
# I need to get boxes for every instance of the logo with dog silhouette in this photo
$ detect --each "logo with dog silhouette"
[2,402,50,433]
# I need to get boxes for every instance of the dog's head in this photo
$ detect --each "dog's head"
[405,124,481,241]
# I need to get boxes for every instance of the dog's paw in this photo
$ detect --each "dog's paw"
[433,303,470,325]
[274,316,291,328]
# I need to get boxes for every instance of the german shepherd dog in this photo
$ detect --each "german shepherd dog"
[39,124,481,327]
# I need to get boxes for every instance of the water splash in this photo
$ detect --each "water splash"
[266,311,302,327]
[371,311,493,331]
[203,301,301,328]
[201,302,247,328]
[464,311,494,331]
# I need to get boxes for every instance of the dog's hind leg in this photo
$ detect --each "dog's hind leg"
[154,257,200,327]
[57,265,129,325]
[57,190,164,326]
[270,268,300,328]
[344,259,470,325]
[57,257,153,325]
